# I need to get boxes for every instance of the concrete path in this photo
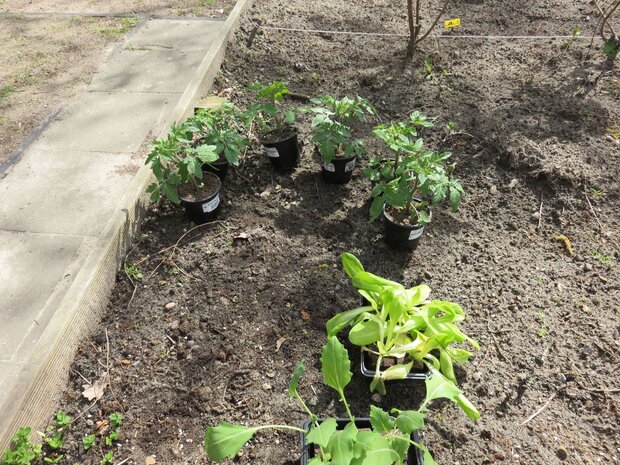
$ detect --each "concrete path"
[0,0,251,449]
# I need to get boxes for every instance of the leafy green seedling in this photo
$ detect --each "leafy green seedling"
[365,112,464,226]
[245,81,296,140]
[82,435,96,451]
[327,252,478,406]
[99,451,113,465]
[145,122,219,204]
[1,428,42,465]
[188,102,250,167]
[108,413,123,430]
[204,336,477,464]
[306,95,375,163]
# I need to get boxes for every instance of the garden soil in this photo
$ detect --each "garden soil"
[35,0,619,464]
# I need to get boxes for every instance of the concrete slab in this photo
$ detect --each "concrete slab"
[126,19,225,51]
[32,91,179,153]
[0,149,142,236]
[89,47,208,93]
[0,231,86,363]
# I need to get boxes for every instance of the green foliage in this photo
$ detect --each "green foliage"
[603,38,620,60]
[327,253,478,411]
[82,435,96,451]
[1,428,42,465]
[189,102,250,166]
[307,95,374,163]
[145,121,219,204]
[246,81,296,138]
[108,413,123,430]
[99,451,113,465]
[204,333,478,464]
[365,112,463,225]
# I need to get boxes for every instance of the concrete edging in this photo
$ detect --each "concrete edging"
[0,0,253,450]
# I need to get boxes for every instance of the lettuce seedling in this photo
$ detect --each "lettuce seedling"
[365,112,463,226]
[327,253,478,414]
[307,95,375,163]
[204,336,477,464]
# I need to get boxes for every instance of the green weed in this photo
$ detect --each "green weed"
[0,85,15,100]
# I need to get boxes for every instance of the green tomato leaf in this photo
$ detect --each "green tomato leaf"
[203,423,258,460]
[288,361,305,398]
[306,419,338,448]
[321,337,352,394]
[369,405,394,433]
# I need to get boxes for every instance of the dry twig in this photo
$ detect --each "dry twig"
[521,387,565,426]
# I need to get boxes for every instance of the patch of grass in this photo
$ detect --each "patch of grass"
[0,85,15,100]
[201,0,216,5]
[123,263,143,280]
[0,116,7,125]
[592,250,615,267]
[98,17,140,36]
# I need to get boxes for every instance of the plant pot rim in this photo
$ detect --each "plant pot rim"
[382,202,432,230]
[179,172,221,204]
[260,128,298,145]
[315,147,358,163]
[360,347,431,380]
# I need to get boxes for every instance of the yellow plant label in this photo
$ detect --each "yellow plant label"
[445,18,461,28]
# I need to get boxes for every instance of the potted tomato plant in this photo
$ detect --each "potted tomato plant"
[145,122,221,224]
[188,102,250,180]
[327,253,479,408]
[307,95,375,183]
[204,336,479,465]
[365,112,464,250]
[246,81,299,171]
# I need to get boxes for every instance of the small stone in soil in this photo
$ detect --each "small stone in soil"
[164,302,177,310]
[262,383,272,390]
[583,263,593,272]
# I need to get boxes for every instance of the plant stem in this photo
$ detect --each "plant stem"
[338,390,355,423]
[255,425,307,434]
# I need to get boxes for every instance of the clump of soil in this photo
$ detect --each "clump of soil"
[33,1,620,465]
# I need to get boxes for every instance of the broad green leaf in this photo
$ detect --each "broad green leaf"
[351,431,399,465]
[341,252,364,278]
[306,419,337,448]
[288,361,305,398]
[307,458,326,465]
[163,183,180,204]
[393,410,424,434]
[439,350,456,384]
[405,285,431,306]
[455,393,480,421]
[369,405,394,432]
[203,423,257,460]
[327,422,357,465]
[423,367,462,404]
[326,307,371,337]
[380,362,412,381]
[369,196,384,222]
[321,337,352,394]
[349,320,381,346]
[370,376,386,396]
[351,271,400,294]
[195,144,219,163]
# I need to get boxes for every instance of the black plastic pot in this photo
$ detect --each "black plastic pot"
[202,158,229,180]
[179,172,222,224]
[321,154,357,184]
[361,349,431,381]
[261,131,300,171]
[383,204,431,250]
[300,418,424,465]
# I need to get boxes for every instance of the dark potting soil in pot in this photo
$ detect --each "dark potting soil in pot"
[177,174,220,202]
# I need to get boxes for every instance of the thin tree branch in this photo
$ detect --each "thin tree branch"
[414,0,451,47]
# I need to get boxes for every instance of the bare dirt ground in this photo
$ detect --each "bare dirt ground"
[0,0,234,165]
[3,0,619,465]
